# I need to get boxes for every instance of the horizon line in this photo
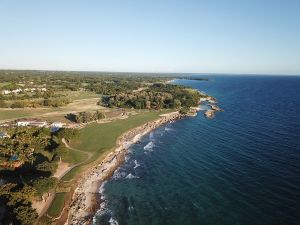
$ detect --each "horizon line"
[0,68,299,77]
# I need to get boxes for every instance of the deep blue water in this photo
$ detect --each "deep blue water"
[93,76,300,225]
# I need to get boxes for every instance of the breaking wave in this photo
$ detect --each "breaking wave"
[144,141,155,151]
[133,160,140,169]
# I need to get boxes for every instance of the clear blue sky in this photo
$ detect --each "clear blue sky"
[0,0,299,75]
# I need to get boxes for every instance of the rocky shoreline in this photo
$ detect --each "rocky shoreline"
[65,111,184,225]
[199,96,223,118]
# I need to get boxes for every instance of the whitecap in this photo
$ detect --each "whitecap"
[125,173,139,179]
[164,127,173,131]
[128,206,134,212]
[112,168,127,179]
[109,217,119,225]
[98,181,107,194]
[133,160,140,169]
[144,141,154,151]
[149,132,154,140]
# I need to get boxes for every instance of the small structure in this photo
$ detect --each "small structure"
[0,131,9,138]
[0,123,11,127]
[1,90,12,95]
[50,122,65,132]
[16,119,47,127]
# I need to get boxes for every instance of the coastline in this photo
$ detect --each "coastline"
[64,111,184,225]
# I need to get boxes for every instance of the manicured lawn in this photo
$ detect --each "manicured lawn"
[70,111,164,153]
[61,167,81,181]
[47,192,66,218]
[0,110,32,120]
[62,148,88,165]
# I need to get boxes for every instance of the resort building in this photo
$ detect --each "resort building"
[50,122,65,132]
[16,119,47,127]
[0,131,9,138]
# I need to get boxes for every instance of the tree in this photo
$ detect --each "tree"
[32,177,58,196]
[37,161,58,174]
[173,99,181,108]
[13,205,38,225]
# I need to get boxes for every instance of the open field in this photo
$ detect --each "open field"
[56,90,100,100]
[0,97,106,123]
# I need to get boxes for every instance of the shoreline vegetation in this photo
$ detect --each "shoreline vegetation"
[0,70,222,225]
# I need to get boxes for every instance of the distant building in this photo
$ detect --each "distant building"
[50,122,65,132]
[0,131,9,138]
[16,119,47,127]
[1,90,11,95]
[1,87,47,95]
[0,123,11,127]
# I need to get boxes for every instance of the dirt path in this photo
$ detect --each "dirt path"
[35,138,93,220]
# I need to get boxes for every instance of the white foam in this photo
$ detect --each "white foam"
[149,132,154,140]
[112,168,127,179]
[128,206,134,213]
[144,141,154,151]
[133,160,140,169]
[98,181,107,194]
[165,127,173,131]
[109,217,119,225]
[125,173,139,179]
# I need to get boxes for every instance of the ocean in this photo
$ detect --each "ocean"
[93,75,300,225]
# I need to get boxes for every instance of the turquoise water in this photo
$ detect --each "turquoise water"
[93,76,300,225]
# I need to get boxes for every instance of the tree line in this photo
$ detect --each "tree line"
[66,110,105,123]
[0,127,78,225]
[101,83,205,110]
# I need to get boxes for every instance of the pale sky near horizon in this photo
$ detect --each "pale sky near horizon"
[0,0,299,75]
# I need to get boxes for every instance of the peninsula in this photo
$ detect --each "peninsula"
[0,70,220,225]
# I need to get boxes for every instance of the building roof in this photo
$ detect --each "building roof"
[0,131,8,137]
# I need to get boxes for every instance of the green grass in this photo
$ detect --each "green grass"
[0,82,10,87]
[0,108,57,121]
[47,192,66,218]
[56,90,100,100]
[60,111,166,181]
[62,148,88,165]
[61,167,81,181]
[71,110,164,153]
[0,110,32,120]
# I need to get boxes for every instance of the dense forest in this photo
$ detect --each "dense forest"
[102,83,204,110]
[0,127,78,225]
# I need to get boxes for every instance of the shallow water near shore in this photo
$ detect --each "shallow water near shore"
[93,75,300,225]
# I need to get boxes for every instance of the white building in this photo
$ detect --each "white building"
[16,119,47,127]
[11,89,22,94]
[1,90,12,95]
[50,122,65,132]
[0,131,9,138]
